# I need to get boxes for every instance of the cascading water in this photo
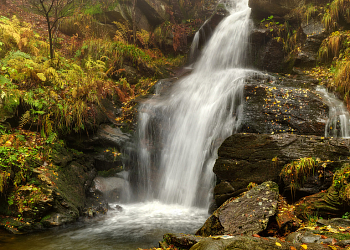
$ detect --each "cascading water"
[189,20,211,64]
[137,0,252,208]
[317,86,350,138]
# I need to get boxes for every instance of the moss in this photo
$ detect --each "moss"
[98,167,123,177]
[40,214,52,222]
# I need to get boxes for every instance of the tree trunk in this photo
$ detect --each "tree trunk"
[46,16,54,59]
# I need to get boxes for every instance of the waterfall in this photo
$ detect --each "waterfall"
[189,20,211,64]
[136,0,252,208]
[316,86,350,138]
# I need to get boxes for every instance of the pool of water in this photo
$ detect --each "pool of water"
[0,201,208,250]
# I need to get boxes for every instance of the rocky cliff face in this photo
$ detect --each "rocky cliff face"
[213,133,350,207]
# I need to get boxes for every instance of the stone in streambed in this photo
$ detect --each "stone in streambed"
[196,181,279,237]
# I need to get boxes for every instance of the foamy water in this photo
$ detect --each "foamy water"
[0,202,208,250]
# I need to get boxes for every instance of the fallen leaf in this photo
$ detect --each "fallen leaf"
[332,238,337,245]
[275,242,282,247]
[301,244,307,249]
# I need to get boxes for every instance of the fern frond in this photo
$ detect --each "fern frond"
[19,110,31,128]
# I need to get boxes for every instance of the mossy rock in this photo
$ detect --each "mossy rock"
[295,164,350,220]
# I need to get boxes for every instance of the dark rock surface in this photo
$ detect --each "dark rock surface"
[0,151,96,233]
[294,19,328,67]
[294,163,350,219]
[249,0,332,19]
[249,0,304,18]
[197,182,279,237]
[94,124,130,147]
[240,77,328,135]
[162,233,330,250]
[250,33,288,73]
[91,176,129,202]
[213,133,350,207]
[190,236,329,250]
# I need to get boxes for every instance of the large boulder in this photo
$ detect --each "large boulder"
[91,176,129,202]
[295,163,350,219]
[294,19,328,67]
[137,0,169,26]
[240,77,328,135]
[249,0,332,19]
[250,29,289,73]
[213,133,350,207]
[249,0,305,19]
[197,182,279,237]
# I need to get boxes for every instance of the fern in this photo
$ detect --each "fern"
[19,110,31,129]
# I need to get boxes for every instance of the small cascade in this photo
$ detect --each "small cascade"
[136,0,253,208]
[316,86,350,138]
[189,20,211,64]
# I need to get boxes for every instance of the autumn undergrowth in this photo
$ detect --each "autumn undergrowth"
[0,11,185,216]
[0,126,62,217]
[0,14,184,136]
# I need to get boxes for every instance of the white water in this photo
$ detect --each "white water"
[317,86,350,138]
[137,0,252,208]
[1,202,208,250]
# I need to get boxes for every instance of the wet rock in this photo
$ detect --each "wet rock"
[249,29,288,73]
[88,124,130,172]
[241,79,328,135]
[95,124,130,147]
[41,212,79,227]
[295,19,327,67]
[317,218,350,228]
[213,181,235,208]
[295,186,345,220]
[163,233,329,250]
[115,205,123,212]
[251,35,288,73]
[213,133,350,207]
[0,217,44,234]
[249,0,332,19]
[249,0,303,19]
[4,153,96,232]
[92,176,128,202]
[295,163,350,219]
[197,181,279,237]
[191,236,329,250]
[162,233,204,249]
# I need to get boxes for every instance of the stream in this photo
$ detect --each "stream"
[0,202,207,250]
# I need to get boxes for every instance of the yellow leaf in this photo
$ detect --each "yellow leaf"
[275,242,282,247]
[301,244,307,249]
[37,73,47,82]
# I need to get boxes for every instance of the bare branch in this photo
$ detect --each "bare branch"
[28,0,75,59]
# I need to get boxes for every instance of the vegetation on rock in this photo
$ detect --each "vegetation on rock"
[0,0,197,233]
